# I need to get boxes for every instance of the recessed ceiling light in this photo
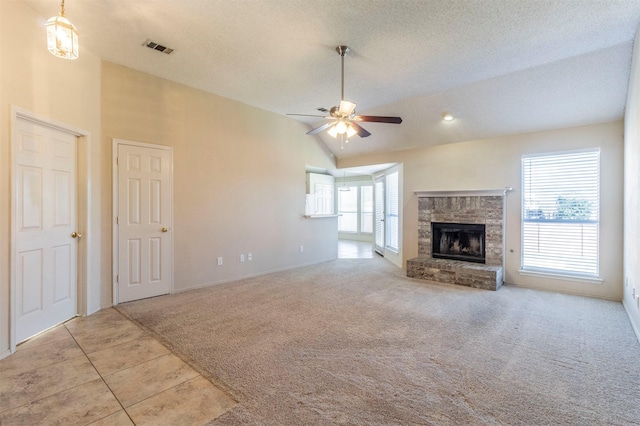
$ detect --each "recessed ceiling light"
[442,113,454,122]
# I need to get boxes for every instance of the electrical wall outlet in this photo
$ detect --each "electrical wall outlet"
[299,245,304,253]
[240,254,245,262]
[217,257,223,266]
[248,253,253,261]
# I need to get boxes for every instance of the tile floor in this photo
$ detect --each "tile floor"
[0,308,236,425]
[338,239,375,259]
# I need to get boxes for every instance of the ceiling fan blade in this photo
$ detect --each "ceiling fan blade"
[353,115,403,124]
[349,122,371,138]
[339,100,356,116]
[287,113,330,118]
[307,121,335,135]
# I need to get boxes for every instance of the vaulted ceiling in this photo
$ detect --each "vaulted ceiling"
[22,0,640,158]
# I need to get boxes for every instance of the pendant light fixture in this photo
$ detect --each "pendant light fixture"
[338,171,351,192]
[46,0,79,60]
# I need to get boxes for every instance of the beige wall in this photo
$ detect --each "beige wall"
[0,2,336,356]
[623,25,640,340]
[340,121,624,300]
[0,1,102,356]
[102,63,336,295]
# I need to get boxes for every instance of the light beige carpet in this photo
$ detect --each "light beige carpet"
[117,257,640,425]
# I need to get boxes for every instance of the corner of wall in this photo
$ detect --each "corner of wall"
[623,298,640,342]
[622,23,640,344]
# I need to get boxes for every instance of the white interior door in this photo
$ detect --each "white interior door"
[117,143,172,303]
[14,118,78,343]
[374,175,385,255]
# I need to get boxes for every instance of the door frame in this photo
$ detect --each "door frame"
[374,173,385,255]
[112,138,174,304]
[9,106,92,353]
[382,164,403,268]
[373,164,403,268]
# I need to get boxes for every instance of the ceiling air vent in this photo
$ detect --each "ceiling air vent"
[143,39,174,55]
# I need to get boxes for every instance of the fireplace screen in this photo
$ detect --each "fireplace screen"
[432,222,486,263]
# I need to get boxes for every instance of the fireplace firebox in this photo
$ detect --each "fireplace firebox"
[432,222,486,263]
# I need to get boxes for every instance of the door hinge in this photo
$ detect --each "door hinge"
[116,274,119,283]
[116,157,119,166]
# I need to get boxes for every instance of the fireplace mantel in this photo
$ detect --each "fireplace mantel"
[413,188,512,198]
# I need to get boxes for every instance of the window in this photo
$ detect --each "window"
[338,187,358,232]
[522,150,599,277]
[361,186,374,233]
[337,183,374,234]
[374,178,384,251]
[385,171,399,252]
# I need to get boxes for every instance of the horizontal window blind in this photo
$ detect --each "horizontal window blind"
[522,150,599,276]
[375,180,384,249]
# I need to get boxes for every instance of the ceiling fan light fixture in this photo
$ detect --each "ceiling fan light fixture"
[288,45,402,145]
[339,100,356,116]
[335,120,348,135]
[46,0,79,59]
[346,124,357,138]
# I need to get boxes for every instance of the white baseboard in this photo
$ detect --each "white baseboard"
[173,257,337,294]
[504,282,621,302]
[0,348,13,360]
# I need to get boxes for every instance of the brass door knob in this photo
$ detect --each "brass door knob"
[71,232,82,238]
[161,227,169,232]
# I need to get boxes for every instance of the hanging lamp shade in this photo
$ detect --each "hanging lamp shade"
[346,124,357,138]
[46,0,78,59]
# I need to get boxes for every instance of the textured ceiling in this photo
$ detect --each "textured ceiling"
[21,0,640,158]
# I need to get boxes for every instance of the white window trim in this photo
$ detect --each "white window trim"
[384,166,401,254]
[520,148,600,280]
[518,268,603,284]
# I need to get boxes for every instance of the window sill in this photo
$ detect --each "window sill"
[303,214,339,219]
[518,269,603,284]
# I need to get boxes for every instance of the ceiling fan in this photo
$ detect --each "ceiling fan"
[288,46,402,149]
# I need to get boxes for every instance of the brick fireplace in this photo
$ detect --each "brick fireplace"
[407,189,510,291]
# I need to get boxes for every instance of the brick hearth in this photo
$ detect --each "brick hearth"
[407,258,503,291]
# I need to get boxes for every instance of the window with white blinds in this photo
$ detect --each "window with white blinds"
[336,182,374,234]
[361,186,374,233]
[385,171,399,252]
[374,179,384,251]
[337,187,358,232]
[522,150,600,277]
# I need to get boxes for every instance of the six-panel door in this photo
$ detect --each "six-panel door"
[15,119,78,342]
[117,144,172,303]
